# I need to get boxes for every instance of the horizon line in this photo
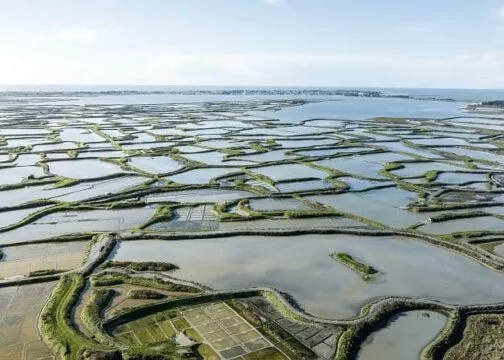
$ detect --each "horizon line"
[1,84,504,91]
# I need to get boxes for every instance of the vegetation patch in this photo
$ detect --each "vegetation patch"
[330,252,378,280]
[444,312,504,360]
[171,317,190,331]
[197,343,220,360]
[81,288,116,345]
[426,211,488,223]
[102,261,179,272]
[128,289,167,300]
[243,347,288,360]
[29,268,67,277]
[92,272,199,293]
[38,274,109,359]
[184,328,203,342]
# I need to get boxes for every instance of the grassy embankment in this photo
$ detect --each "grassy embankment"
[92,272,199,293]
[330,252,378,281]
[128,289,167,299]
[38,274,109,359]
[102,261,179,272]
[81,288,116,345]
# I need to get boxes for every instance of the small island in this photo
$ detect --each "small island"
[330,252,378,281]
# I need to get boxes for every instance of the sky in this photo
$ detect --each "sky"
[1,0,504,88]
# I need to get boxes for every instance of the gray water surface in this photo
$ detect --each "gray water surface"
[357,310,447,360]
[112,234,504,318]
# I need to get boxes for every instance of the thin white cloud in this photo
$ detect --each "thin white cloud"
[260,0,285,6]
[494,5,504,22]
[146,52,398,84]
[56,27,100,43]
[392,23,431,35]
[1,50,504,88]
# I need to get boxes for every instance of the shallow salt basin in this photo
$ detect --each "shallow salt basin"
[60,128,104,142]
[111,234,504,319]
[100,129,125,138]
[219,217,369,231]
[391,162,466,178]
[434,147,504,165]
[305,119,345,127]
[120,141,174,150]
[181,151,254,166]
[456,182,493,191]
[166,167,240,184]
[4,137,48,148]
[238,126,328,137]
[77,150,126,158]
[248,198,310,211]
[315,157,388,179]
[0,176,145,206]
[296,147,371,157]
[493,242,504,257]
[276,139,338,148]
[0,206,51,229]
[51,176,147,202]
[180,120,252,129]
[0,128,49,136]
[14,154,41,166]
[31,142,80,152]
[144,189,255,203]
[372,141,440,159]
[86,142,115,149]
[0,207,155,245]
[0,185,69,207]
[48,159,124,179]
[185,128,229,136]
[173,145,209,153]
[307,187,422,228]
[418,216,504,234]
[0,241,87,278]
[197,139,237,149]
[251,163,328,182]
[0,165,45,185]
[124,132,155,143]
[435,172,487,184]
[45,153,70,160]
[235,149,291,163]
[357,311,447,360]
[128,156,183,174]
[450,121,504,132]
[453,117,504,126]
[276,179,333,192]
[338,177,393,191]
[410,138,468,146]
[148,128,186,136]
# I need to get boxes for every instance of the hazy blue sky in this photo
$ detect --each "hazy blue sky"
[1,0,504,87]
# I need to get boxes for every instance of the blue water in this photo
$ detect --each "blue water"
[1,86,503,120]
[255,97,467,121]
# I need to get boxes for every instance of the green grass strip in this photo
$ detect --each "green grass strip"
[331,252,378,280]
[39,274,108,359]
